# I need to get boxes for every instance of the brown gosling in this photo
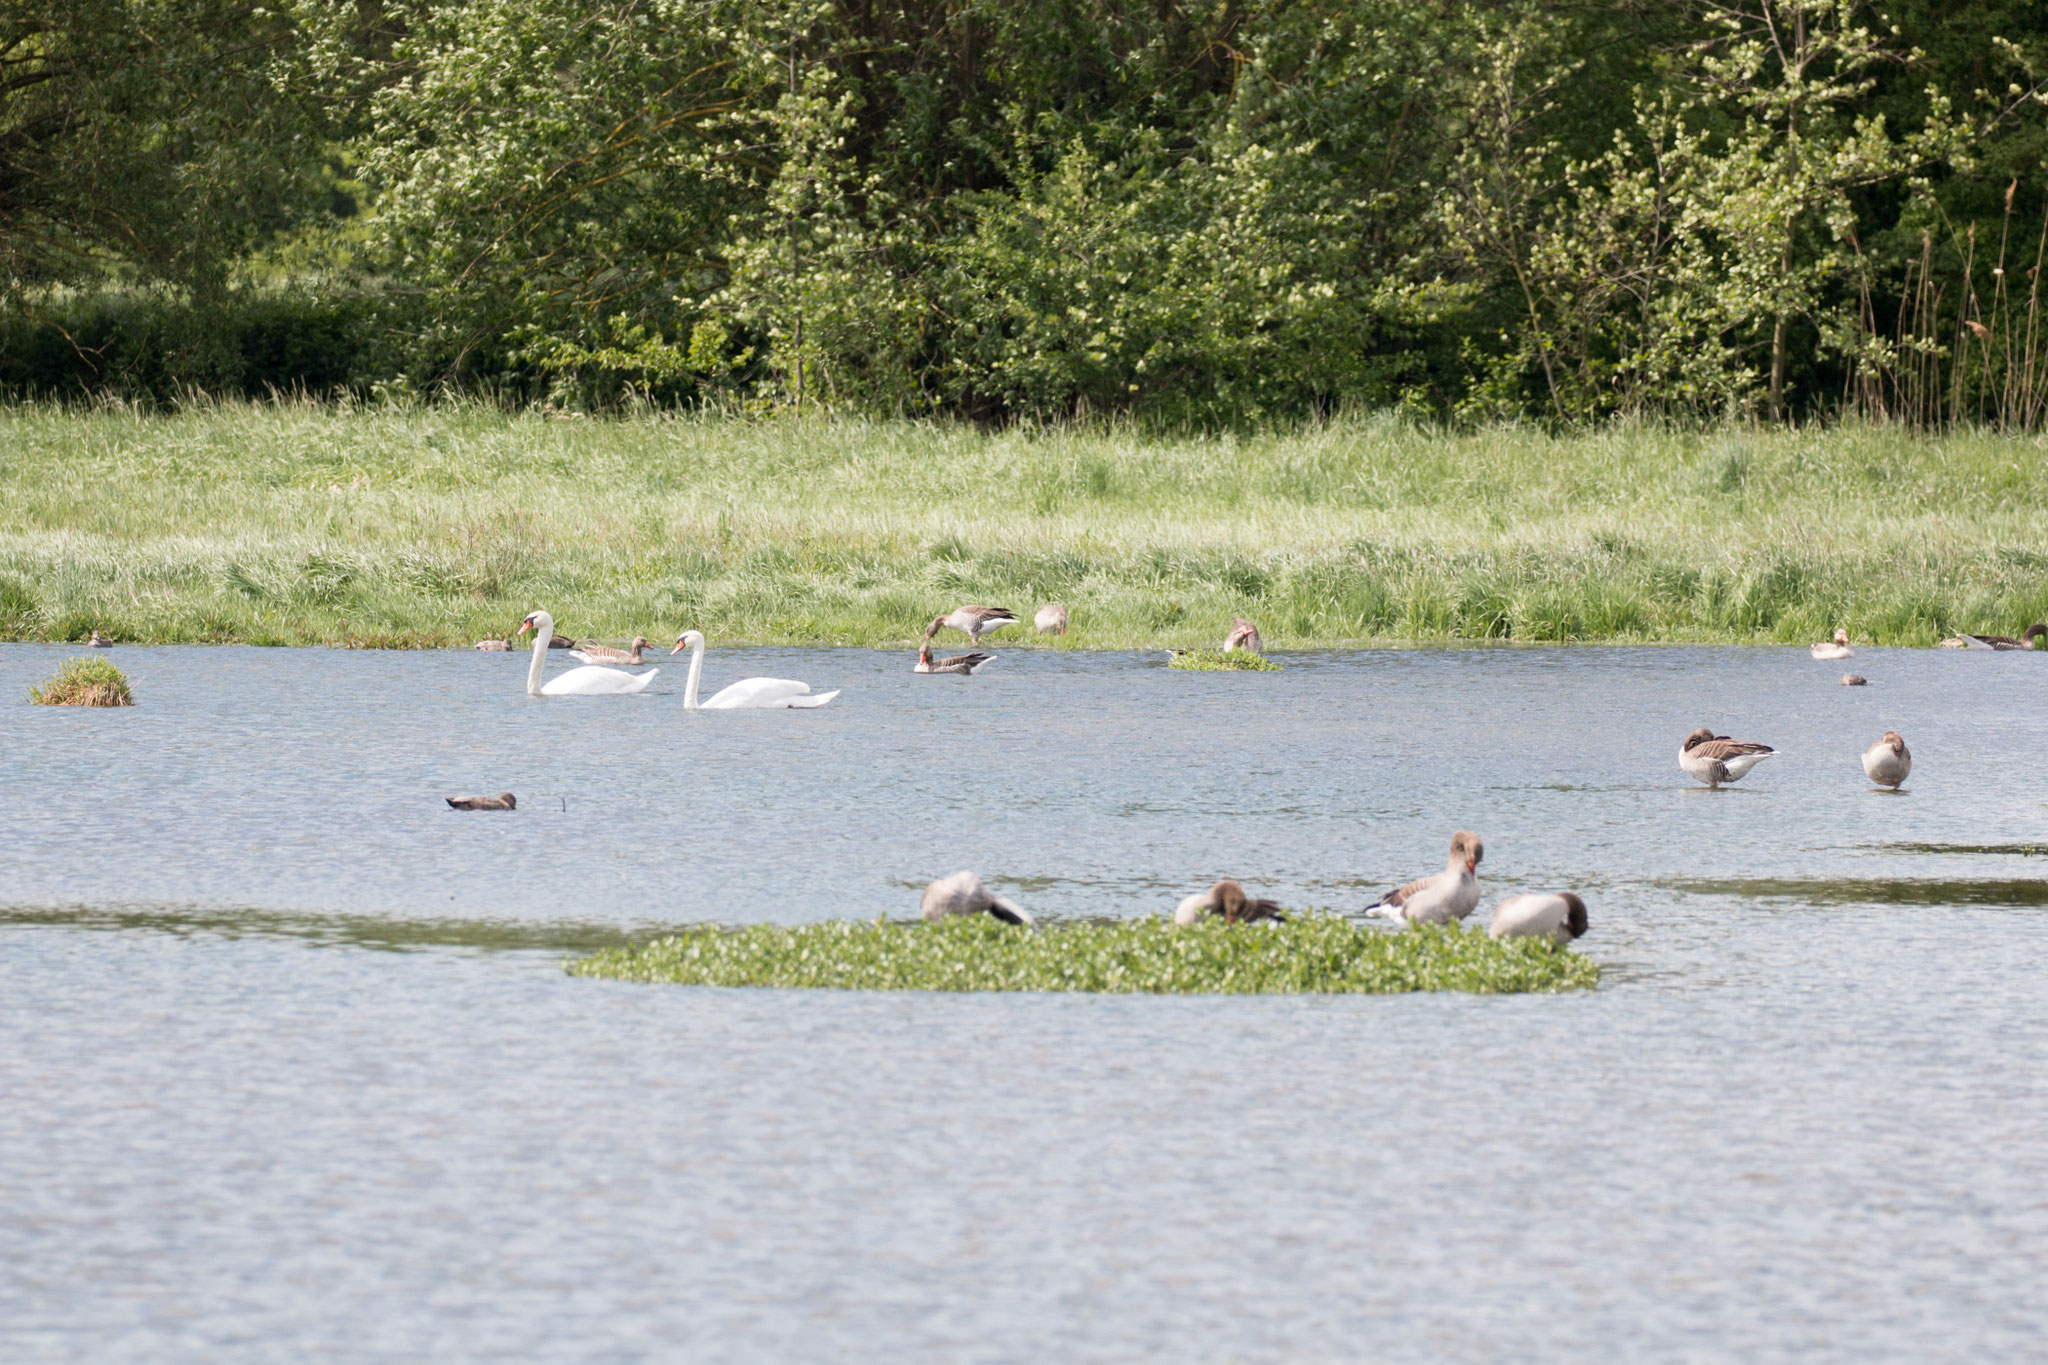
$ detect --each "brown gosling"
[1861,730,1911,790]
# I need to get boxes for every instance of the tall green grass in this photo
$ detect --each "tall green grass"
[3,399,2044,647]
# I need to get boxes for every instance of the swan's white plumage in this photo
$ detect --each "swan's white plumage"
[673,631,839,710]
[520,611,657,696]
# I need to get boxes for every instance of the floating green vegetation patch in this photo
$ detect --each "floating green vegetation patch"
[1168,649,1280,671]
[567,914,1597,995]
[26,657,133,706]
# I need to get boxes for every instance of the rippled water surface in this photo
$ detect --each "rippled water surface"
[4,642,2046,1361]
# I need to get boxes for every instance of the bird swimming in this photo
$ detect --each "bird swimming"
[447,792,517,811]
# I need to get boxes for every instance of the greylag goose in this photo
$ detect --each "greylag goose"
[1489,892,1587,945]
[1173,879,1287,926]
[1223,618,1264,653]
[1841,673,1867,686]
[1366,831,1484,924]
[1959,624,2046,650]
[938,605,1021,643]
[518,611,658,695]
[446,792,517,810]
[474,638,511,652]
[1679,727,1778,789]
[86,630,112,648]
[1861,730,1911,789]
[1035,603,1068,635]
[915,642,993,675]
[571,636,654,666]
[920,870,1031,925]
[548,634,575,649]
[1810,629,1853,660]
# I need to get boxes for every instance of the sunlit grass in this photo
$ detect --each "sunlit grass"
[1168,648,1281,670]
[25,655,133,705]
[567,914,1599,995]
[2,399,2045,647]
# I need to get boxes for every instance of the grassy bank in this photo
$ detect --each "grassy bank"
[567,915,1599,995]
[2,401,2044,648]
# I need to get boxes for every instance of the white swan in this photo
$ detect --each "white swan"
[518,611,658,696]
[670,630,839,709]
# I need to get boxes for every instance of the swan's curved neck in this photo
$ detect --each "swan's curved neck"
[682,636,706,709]
[526,617,551,696]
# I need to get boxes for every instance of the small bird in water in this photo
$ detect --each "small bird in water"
[447,792,517,810]
[920,870,1031,925]
[1035,603,1068,635]
[474,639,511,652]
[86,630,112,648]
[1840,673,1867,686]
[548,634,576,650]
[1810,628,1854,660]
[1861,730,1911,790]
[937,605,1021,644]
[1173,879,1287,926]
[1679,727,1778,790]
[914,615,994,673]
[1489,893,1588,946]
[571,636,654,666]
[1366,831,1484,924]
[1223,617,1263,653]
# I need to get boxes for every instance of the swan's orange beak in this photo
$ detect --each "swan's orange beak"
[516,620,533,636]
[1466,858,1477,871]
[670,640,687,655]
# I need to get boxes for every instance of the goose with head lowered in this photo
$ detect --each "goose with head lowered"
[518,611,658,696]
[937,605,1020,644]
[1958,624,2046,650]
[1173,879,1287,926]
[1679,727,1777,789]
[1489,892,1587,946]
[1366,831,1484,924]
[921,870,1031,925]
[670,630,839,709]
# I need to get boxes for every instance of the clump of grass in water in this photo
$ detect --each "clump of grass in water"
[27,657,134,706]
[1168,649,1280,671]
[568,915,1596,994]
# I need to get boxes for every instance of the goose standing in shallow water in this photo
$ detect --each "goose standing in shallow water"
[1173,879,1287,926]
[1679,727,1778,789]
[938,605,1021,644]
[1035,603,1068,635]
[1958,624,2046,650]
[1810,629,1854,660]
[571,636,654,666]
[1223,618,1264,653]
[670,630,838,709]
[446,792,517,811]
[1366,831,1484,924]
[1862,730,1912,790]
[921,871,1031,925]
[518,611,658,696]
[1489,893,1587,945]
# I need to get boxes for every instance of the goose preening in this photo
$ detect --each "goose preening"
[446,792,517,811]
[1679,727,1778,789]
[1366,831,1485,924]
[518,611,659,696]
[938,605,1021,643]
[1035,603,1068,635]
[920,870,1031,925]
[1841,673,1867,686]
[86,630,112,648]
[670,630,838,709]
[474,639,511,652]
[571,636,654,666]
[1862,730,1912,790]
[1958,624,2046,650]
[1489,892,1588,946]
[1173,879,1288,926]
[1810,629,1854,660]
[1223,617,1264,653]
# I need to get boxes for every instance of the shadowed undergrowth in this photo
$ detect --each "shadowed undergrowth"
[567,914,1599,994]
[4,402,2046,648]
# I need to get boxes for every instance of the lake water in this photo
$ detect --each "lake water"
[3,641,2045,1361]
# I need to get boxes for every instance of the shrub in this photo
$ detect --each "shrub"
[27,657,134,706]
[1168,648,1280,671]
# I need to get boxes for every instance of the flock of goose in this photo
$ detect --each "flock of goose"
[452,608,2042,946]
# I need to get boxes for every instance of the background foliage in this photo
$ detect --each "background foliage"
[2,0,2045,426]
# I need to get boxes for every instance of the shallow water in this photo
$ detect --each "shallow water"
[4,642,2046,1360]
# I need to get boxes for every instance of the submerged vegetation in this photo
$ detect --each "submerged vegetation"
[1169,650,1281,672]
[568,914,1598,995]
[3,403,2046,649]
[26,657,133,707]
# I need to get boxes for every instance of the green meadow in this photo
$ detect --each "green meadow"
[3,401,2044,649]
[568,915,1600,995]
